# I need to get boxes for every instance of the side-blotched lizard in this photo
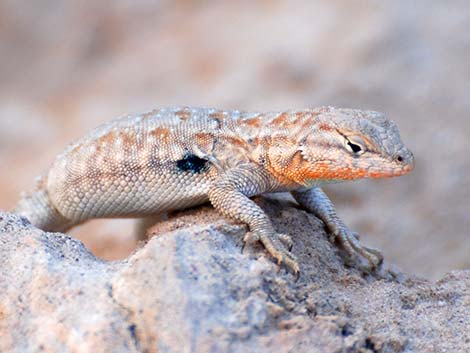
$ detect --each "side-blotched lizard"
[14,106,414,274]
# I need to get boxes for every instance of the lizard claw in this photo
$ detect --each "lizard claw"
[278,233,294,251]
[258,232,300,275]
[242,230,300,275]
[351,231,360,240]
[332,226,384,272]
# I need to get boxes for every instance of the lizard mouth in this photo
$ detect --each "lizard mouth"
[400,161,415,174]
[368,156,414,178]
[396,163,414,176]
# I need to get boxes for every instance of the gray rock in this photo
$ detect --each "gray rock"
[0,197,468,353]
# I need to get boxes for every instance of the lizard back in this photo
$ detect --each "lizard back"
[46,107,264,221]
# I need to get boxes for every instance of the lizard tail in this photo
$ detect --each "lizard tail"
[13,174,73,232]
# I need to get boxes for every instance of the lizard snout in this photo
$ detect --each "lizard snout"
[394,148,414,173]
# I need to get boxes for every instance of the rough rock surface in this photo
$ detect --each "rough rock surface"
[1,1,470,280]
[0,197,468,353]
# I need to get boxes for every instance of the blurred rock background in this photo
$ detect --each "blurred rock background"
[0,0,468,280]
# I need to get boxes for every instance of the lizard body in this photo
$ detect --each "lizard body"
[14,106,414,273]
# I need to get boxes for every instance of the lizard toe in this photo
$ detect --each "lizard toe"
[334,227,384,272]
[283,254,300,275]
[278,233,294,250]
[257,231,299,275]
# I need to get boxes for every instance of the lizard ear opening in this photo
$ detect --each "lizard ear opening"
[267,144,312,185]
[267,139,310,173]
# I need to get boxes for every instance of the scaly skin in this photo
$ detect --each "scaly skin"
[14,106,414,274]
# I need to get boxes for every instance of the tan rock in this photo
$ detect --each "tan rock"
[0,197,468,353]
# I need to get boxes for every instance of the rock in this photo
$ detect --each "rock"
[0,197,468,353]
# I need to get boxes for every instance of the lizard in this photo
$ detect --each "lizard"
[13,106,414,274]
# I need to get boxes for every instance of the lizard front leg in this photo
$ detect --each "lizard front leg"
[208,163,299,274]
[292,187,383,271]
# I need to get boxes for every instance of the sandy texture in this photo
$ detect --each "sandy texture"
[1,197,468,353]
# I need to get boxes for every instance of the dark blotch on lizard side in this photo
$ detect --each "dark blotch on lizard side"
[176,153,208,173]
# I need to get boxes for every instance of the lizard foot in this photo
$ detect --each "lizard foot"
[244,231,299,275]
[333,227,383,272]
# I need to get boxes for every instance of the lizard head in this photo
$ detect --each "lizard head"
[266,107,414,187]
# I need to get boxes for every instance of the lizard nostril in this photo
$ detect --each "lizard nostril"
[396,155,403,162]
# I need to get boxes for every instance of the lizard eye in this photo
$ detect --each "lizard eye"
[344,136,366,155]
[347,141,362,153]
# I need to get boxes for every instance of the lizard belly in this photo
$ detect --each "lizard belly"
[47,162,214,221]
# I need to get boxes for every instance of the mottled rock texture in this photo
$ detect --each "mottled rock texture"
[0,197,468,353]
[1,1,470,280]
